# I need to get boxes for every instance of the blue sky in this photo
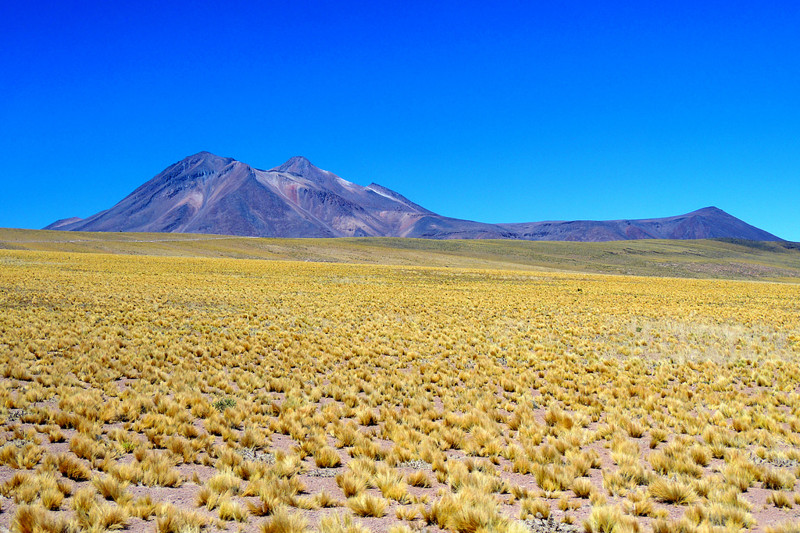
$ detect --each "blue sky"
[2,1,799,240]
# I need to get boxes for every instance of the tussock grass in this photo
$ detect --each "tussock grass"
[68,485,129,532]
[92,475,131,505]
[247,494,283,517]
[648,477,697,505]
[336,472,367,498]
[767,522,800,533]
[314,446,342,468]
[155,505,208,533]
[318,512,369,533]
[2,248,800,532]
[533,464,571,493]
[0,443,43,469]
[583,505,639,533]
[395,505,418,521]
[206,470,241,495]
[767,491,794,509]
[218,497,248,521]
[259,506,309,533]
[761,467,796,490]
[406,470,431,487]
[624,490,654,517]
[129,495,157,520]
[11,504,71,533]
[56,454,91,481]
[347,494,388,517]
[571,477,593,499]
[519,498,550,519]
[723,462,755,492]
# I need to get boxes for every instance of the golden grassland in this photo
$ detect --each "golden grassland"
[1,249,799,532]
[2,228,800,281]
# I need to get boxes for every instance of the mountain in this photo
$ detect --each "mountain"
[46,152,433,238]
[498,206,780,242]
[46,152,784,242]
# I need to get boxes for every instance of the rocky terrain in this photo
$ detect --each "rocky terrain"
[47,152,783,242]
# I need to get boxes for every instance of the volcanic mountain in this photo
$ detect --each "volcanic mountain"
[47,152,783,242]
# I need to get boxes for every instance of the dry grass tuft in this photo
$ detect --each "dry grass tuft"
[520,498,550,519]
[314,446,342,468]
[767,491,794,509]
[336,472,367,498]
[218,497,248,521]
[395,506,418,521]
[155,505,208,533]
[766,522,800,533]
[583,505,639,533]
[259,506,309,533]
[56,453,91,481]
[648,477,696,505]
[761,467,796,490]
[406,470,431,487]
[572,477,593,499]
[347,494,389,517]
[314,491,343,508]
[92,475,131,505]
[11,504,71,533]
[318,512,369,533]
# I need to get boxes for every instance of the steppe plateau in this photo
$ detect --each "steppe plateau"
[1,234,799,533]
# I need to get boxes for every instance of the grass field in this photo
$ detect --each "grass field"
[1,234,800,532]
[2,228,800,281]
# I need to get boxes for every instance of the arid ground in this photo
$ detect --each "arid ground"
[1,237,799,533]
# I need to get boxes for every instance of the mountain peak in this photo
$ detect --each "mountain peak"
[159,152,236,184]
[184,151,233,164]
[692,206,726,215]
[273,156,318,176]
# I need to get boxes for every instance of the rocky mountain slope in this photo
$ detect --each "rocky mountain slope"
[47,152,783,241]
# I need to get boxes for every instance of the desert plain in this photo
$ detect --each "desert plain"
[1,232,800,533]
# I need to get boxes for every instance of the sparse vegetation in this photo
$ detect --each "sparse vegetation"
[1,245,800,532]
[347,494,388,518]
[213,397,236,412]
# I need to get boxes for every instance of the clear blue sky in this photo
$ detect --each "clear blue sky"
[2,1,798,240]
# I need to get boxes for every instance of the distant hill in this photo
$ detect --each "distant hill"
[498,206,780,241]
[47,152,783,242]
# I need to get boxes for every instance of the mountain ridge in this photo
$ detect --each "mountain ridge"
[46,152,784,242]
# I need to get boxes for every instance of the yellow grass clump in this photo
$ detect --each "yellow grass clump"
[259,506,309,533]
[347,494,388,517]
